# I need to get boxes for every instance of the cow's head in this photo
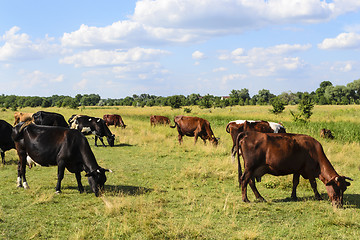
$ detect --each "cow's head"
[86,168,111,196]
[211,137,219,146]
[325,176,352,208]
[107,134,115,147]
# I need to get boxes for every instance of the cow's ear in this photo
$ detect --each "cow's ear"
[85,171,95,177]
[100,167,113,173]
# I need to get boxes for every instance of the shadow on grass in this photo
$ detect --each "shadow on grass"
[104,184,153,196]
[272,193,327,203]
[2,159,19,166]
[345,194,360,209]
[272,192,360,208]
[66,184,152,196]
[93,143,135,148]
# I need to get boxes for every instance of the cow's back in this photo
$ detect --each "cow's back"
[174,116,201,134]
[0,120,15,150]
[240,132,320,178]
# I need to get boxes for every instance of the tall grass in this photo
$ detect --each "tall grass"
[0,105,359,239]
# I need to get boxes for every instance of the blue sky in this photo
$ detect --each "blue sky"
[1,0,360,98]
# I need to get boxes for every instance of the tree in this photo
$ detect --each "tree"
[253,89,275,105]
[168,95,184,109]
[199,94,214,108]
[229,88,250,106]
[290,94,314,122]
[186,93,201,105]
[270,97,285,114]
[298,94,314,119]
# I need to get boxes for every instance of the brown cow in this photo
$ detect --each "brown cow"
[14,112,33,125]
[320,128,334,139]
[103,114,126,128]
[150,115,170,126]
[170,115,218,145]
[226,120,286,161]
[236,131,352,207]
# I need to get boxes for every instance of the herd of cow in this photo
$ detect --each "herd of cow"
[0,111,353,207]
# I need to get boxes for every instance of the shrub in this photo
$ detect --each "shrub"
[270,97,285,114]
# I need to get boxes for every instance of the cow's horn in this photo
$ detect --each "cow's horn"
[345,176,354,181]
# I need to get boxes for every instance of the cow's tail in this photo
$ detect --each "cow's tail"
[235,132,247,185]
[170,120,177,128]
[225,122,231,133]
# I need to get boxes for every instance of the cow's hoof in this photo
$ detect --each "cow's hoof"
[17,184,23,188]
[23,182,30,189]
[55,190,61,194]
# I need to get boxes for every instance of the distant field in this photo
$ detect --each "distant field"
[1,105,359,239]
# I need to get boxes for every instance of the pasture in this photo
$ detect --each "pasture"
[1,105,360,239]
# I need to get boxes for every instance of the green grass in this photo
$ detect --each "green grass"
[0,105,360,239]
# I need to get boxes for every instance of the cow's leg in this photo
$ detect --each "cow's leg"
[1,151,5,164]
[248,178,265,202]
[291,173,300,200]
[94,136,98,147]
[194,133,199,144]
[240,171,252,202]
[178,135,183,144]
[17,153,29,189]
[75,172,84,193]
[97,136,107,147]
[55,164,66,193]
[200,135,207,144]
[309,178,322,200]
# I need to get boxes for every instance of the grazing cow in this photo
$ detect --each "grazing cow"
[150,115,170,126]
[320,128,334,139]
[72,116,115,147]
[226,120,286,161]
[32,111,69,128]
[236,131,352,207]
[12,122,111,196]
[68,114,83,129]
[170,115,218,145]
[0,120,15,164]
[13,112,33,126]
[103,114,126,128]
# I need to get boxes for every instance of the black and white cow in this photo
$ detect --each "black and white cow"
[12,122,111,196]
[71,115,115,147]
[0,120,15,164]
[32,111,69,128]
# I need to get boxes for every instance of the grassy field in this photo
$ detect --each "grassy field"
[0,105,359,239]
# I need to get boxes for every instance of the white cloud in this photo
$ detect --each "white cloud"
[221,44,311,77]
[213,67,227,72]
[192,50,205,60]
[60,47,170,67]
[60,1,360,48]
[221,73,247,85]
[330,62,353,72]
[132,0,340,28]
[18,70,64,87]
[74,79,88,90]
[52,74,64,83]
[0,26,60,61]
[318,32,360,49]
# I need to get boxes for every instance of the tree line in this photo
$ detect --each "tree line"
[1,79,360,110]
